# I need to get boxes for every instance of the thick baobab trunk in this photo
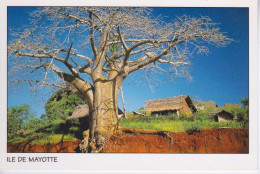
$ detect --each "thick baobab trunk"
[87,77,122,152]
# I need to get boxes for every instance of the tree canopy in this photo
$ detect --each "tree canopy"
[7,104,35,135]
[8,7,231,91]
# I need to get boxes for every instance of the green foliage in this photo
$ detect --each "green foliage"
[241,97,249,110]
[186,125,200,135]
[8,88,86,144]
[236,109,248,123]
[137,107,145,113]
[8,133,77,145]
[240,97,249,124]
[8,119,81,144]
[31,134,77,145]
[193,108,215,121]
[109,42,121,54]
[196,101,206,107]
[69,126,80,134]
[21,118,46,131]
[222,106,240,115]
[41,89,85,123]
[7,104,35,136]
[34,119,80,135]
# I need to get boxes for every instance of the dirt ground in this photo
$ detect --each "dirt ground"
[8,140,81,153]
[8,128,248,153]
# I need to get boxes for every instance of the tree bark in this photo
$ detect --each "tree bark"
[87,74,124,152]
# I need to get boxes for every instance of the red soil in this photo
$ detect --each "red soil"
[8,140,81,153]
[104,128,249,153]
[8,128,248,153]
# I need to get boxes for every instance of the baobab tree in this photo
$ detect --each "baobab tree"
[8,7,231,152]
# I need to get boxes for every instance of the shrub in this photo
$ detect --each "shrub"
[8,104,35,135]
[69,126,80,134]
[194,112,214,121]
[237,110,248,122]
[21,118,46,131]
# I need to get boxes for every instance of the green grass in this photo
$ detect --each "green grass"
[31,134,78,144]
[8,119,80,144]
[9,111,248,144]
[8,132,78,144]
[119,115,247,133]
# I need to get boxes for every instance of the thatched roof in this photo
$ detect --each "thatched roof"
[68,104,89,119]
[68,104,124,119]
[210,110,225,115]
[195,101,218,108]
[144,95,196,112]
[224,103,241,108]
[210,110,233,116]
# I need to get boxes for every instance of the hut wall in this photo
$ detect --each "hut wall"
[218,116,225,122]
[183,101,189,109]
[179,101,193,116]
[215,112,233,122]
[179,109,193,117]
[151,110,178,116]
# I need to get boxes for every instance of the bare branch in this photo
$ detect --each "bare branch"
[117,26,128,51]
[89,12,97,58]
[15,50,79,77]
[158,59,190,66]
[128,42,178,74]
[79,63,92,75]
[53,8,101,32]
[131,46,155,55]
[69,51,93,64]
[65,42,73,62]
[18,79,68,89]
[8,7,231,98]
[15,51,63,61]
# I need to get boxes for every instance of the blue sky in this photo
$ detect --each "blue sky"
[7,7,249,117]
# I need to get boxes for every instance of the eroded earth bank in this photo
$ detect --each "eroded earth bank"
[8,128,248,153]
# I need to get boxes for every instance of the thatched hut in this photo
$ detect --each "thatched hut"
[211,110,234,122]
[68,104,90,131]
[194,101,218,110]
[68,104,124,120]
[224,103,241,108]
[68,104,89,120]
[144,95,197,116]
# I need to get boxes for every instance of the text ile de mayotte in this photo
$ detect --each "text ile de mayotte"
[7,156,58,162]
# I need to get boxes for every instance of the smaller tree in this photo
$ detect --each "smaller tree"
[237,97,249,123]
[41,88,85,123]
[241,97,249,111]
[7,104,35,136]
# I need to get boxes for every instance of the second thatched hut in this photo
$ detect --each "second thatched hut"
[144,95,197,116]
[211,110,234,122]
